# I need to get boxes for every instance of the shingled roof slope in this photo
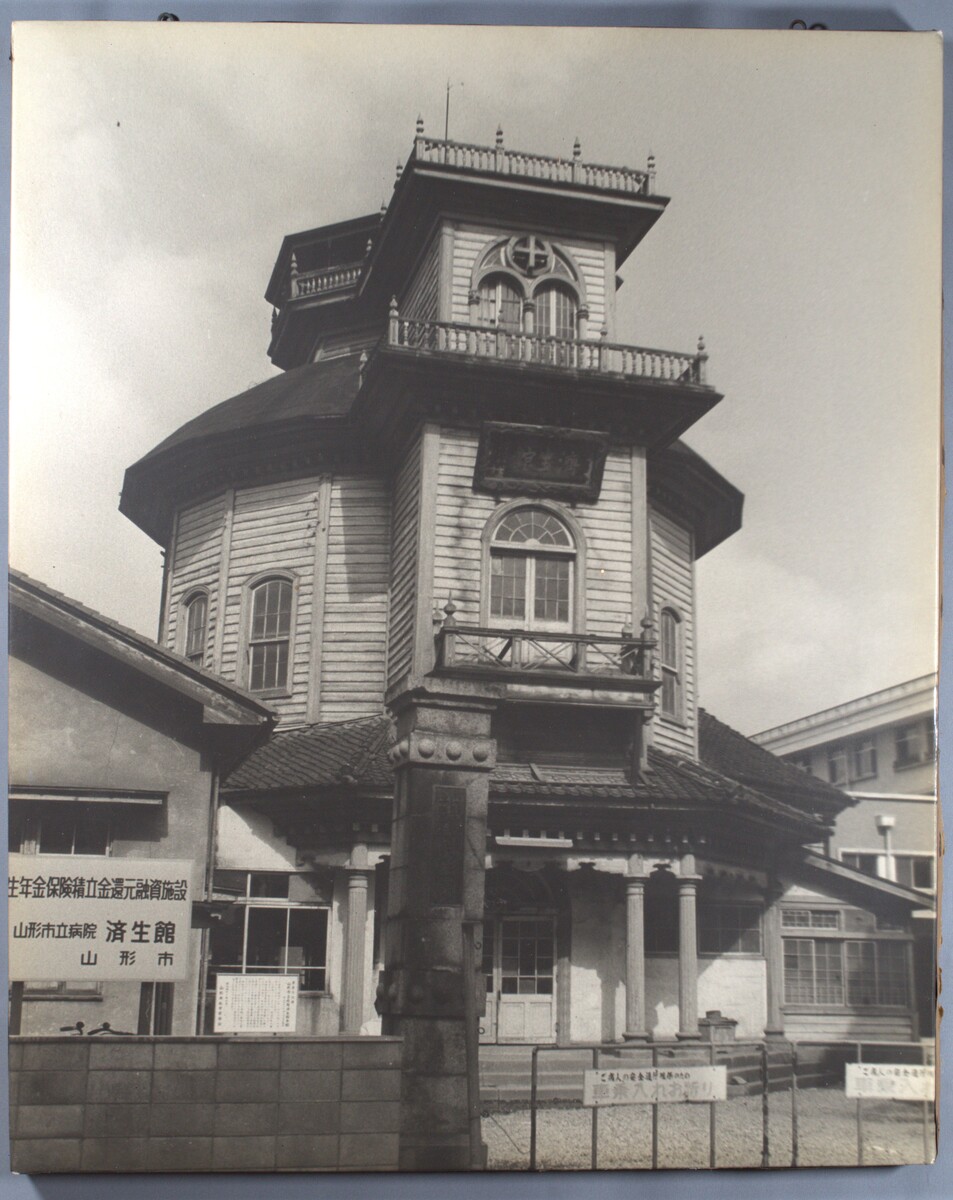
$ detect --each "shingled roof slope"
[223,713,823,834]
[698,708,851,816]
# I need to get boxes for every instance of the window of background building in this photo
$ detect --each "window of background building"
[827,745,849,786]
[787,752,814,776]
[207,871,329,992]
[840,851,879,877]
[247,577,293,692]
[849,735,878,781]
[659,608,683,721]
[894,854,935,892]
[895,720,935,768]
[488,508,575,632]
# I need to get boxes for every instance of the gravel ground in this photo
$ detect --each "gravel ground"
[482,1090,935,1171]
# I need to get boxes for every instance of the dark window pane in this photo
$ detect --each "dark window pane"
[73,815,109,856]
[249,873,290,898]
[288,908,328,991]
[245,907,287,969]
[38,812,75,854]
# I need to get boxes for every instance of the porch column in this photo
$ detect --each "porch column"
[763,886,786,1040]
[677,861,702,1039]
[377,686,497,1172]
[623,862,648,1041]
[342,843,371,1034]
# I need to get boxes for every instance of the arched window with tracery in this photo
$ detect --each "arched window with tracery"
[535,283,577,340]
[488,507,576,632]
[478,273,522,331]
[659,607,683,719]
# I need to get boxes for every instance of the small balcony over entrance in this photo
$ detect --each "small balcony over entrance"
[434,616,659,708]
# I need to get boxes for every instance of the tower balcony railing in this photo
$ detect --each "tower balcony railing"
[410,127,656,197]
[387,309,708,386]
[286,260,364,302]
[435,621,658,687]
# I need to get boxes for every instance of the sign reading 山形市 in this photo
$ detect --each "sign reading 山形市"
[8,855,192,982]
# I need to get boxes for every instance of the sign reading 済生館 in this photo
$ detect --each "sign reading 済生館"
[845,1064,934,1101]
[8,854,192,982]
[584,1066,727,1106]
[214,974,298,1034]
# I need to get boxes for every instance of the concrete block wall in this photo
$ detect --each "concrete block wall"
[9,1035,402,1173]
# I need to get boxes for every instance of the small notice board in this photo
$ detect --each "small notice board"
[214,974,299,1034]
[845,1064,934,1101]
[8,854,192,981]
[584,1065,727,1106]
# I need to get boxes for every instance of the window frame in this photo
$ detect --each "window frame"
[894,720,935,769]
[658,606,684,723]
[206,871,331,995]
[180,587,210,667]
[849,735,878,782]
[697,902,763,956]
[477,272,525,331]
[481,502,585,636]
[239,571,298,698]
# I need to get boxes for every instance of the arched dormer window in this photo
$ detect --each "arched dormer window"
[487,506,577,632]
[478,273,522,331]
[659,607,683,720]
[182,590,209,666]
[246,575,295,693]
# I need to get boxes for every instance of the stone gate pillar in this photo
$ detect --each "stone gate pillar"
[376,686,497,1172]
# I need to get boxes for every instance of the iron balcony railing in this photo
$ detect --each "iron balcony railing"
[387,309,708,386]
[435,623,657,684]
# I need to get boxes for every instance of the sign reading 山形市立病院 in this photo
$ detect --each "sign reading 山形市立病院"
[8,855,192,982]
[583,1066,727,1106]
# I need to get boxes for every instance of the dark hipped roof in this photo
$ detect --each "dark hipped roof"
[698,709,851,817]
[222,712,825,835]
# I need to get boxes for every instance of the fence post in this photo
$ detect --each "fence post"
[790,1042,799,1168]
[760,1041,770,1168]
[529,1045,539,1170]
[591,1047,599,1170]
[855,1042,864,1166]
[708,1042,716,1169]
[651,1044,659,1169]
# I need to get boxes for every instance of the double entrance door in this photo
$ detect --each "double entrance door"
[479,915,556,1043]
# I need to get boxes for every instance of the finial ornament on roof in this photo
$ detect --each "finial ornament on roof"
[573,137,581,160]
[416,114,424,135]
[647,152,656,171]
[395,160,402,182]
[496,125,504,147]
[443,597,458,626]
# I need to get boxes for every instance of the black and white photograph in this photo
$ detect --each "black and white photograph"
[6,20,942,1176]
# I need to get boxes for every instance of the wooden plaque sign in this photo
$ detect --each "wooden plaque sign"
[474,422,610,503]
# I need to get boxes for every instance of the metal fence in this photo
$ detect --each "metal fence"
[520,1038,934,1171]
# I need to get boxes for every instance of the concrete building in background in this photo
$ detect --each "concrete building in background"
[753,675,938,1034]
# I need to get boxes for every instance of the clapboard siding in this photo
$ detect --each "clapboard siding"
[166,493,227,664]
[650,509,696,758]
[319,476,390,720]
[450,224,608,330]
[782,1013,915,1041]
[220,477,324,725]
[402,235,439,322]
[387,437,422,689]
[434,428,633,636]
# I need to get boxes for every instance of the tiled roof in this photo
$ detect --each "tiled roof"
[223,713,820,832]
[223,715,393,793]
[698,709,851,815]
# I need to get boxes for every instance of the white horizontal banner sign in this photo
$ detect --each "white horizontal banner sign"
[214,974,298,1034]
[584,1065,727,1106]
[8,854,192,981]
[845,1063,934,1101]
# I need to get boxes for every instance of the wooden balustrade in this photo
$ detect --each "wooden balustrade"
[289,261,363,300]
[435,624,657,682]
[387,313,707,385]
[412,134,654,196]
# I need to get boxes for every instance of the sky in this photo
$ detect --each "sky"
[8,22,943,734]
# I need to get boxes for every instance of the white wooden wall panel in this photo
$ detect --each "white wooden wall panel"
[387,437,422,690]
[402,236,440,322]
[319,476,390,720]
[649,509,696,758]
[166,494,227,662]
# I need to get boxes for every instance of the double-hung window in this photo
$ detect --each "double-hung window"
[781,908,909,1008]
[659,608,683,720]
[248,577,293,692]
[183,591,209,666]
